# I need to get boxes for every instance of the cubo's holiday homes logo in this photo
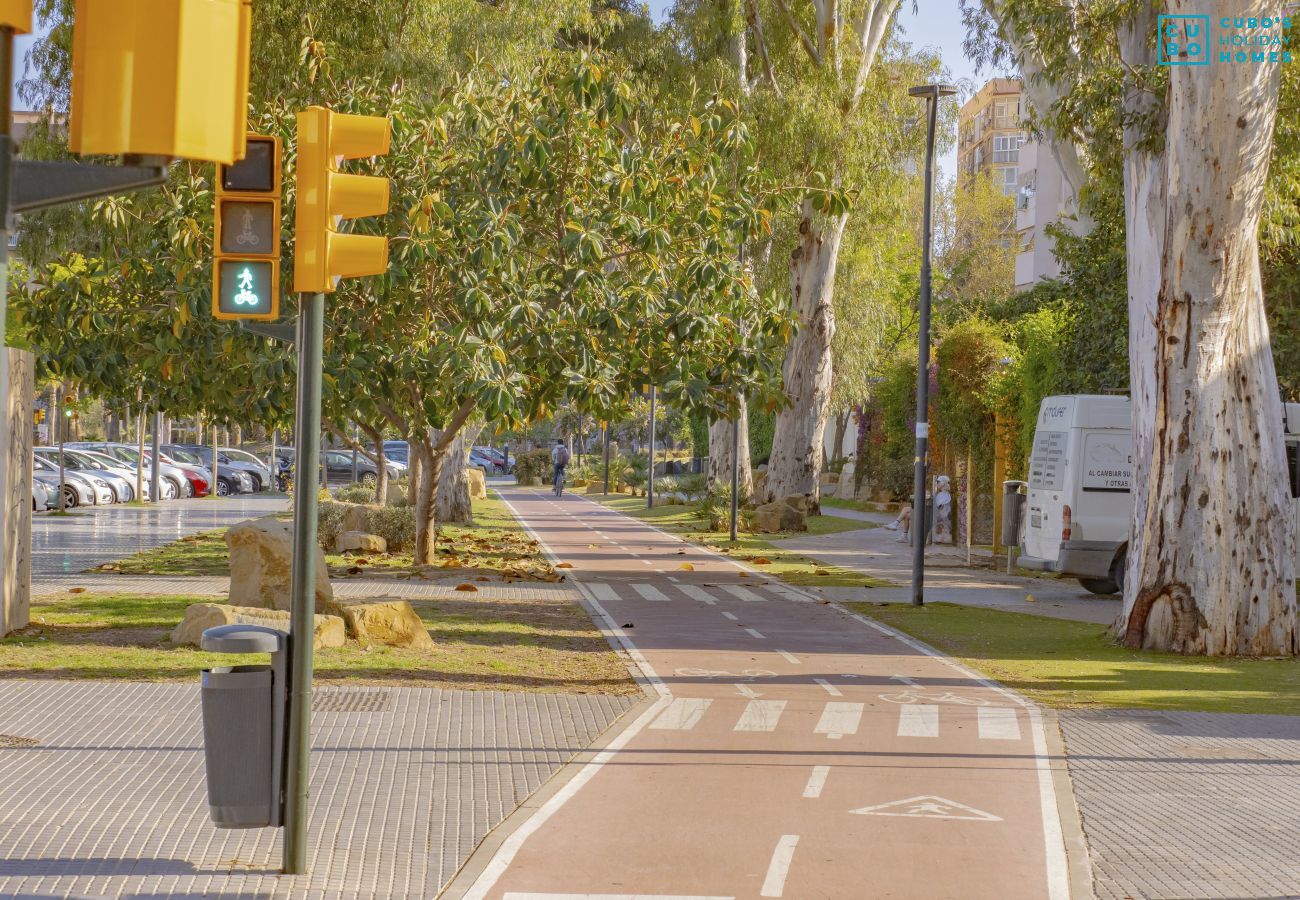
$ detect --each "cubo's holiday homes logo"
[1159,13,1293,66]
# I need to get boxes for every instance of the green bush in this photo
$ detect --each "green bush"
[623,453,649,494]
[699,481,748,531]
[514,449,552,486]
[318,500,349,548]
[676,472,707,502]
[366,505,417,552]
[334,483,375,504]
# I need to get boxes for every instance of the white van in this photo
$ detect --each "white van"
[1019,395,1300,595]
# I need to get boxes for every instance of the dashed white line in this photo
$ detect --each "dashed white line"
[734,699,786,732]
[978,706,1022,740]
[667,576,680,582]
[649,698,712,731]
[744,628,766,640]
[814,702,863,740]
[802,765,830,798]
[897,704,939,738]
[776,649,800,664]
[760,834,800,897]
[720,611,739,621]
[814,678,843,697]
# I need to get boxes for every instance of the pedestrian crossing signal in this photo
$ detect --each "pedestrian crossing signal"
[213,135,282,321]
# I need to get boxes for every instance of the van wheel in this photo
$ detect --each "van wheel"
[1078,576,1120,595]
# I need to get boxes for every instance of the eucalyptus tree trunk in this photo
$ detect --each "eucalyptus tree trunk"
[762,203,847,509]
[436,427,476,525]
[707,399,753,500]
[1119,25,1295,655]
[411,434,439,565]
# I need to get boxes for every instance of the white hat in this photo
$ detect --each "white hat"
[936,475,951,485]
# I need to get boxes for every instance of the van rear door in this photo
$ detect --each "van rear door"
[1022,398,1073,566]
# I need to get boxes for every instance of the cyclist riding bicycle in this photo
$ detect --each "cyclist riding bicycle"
[551,439,570,496]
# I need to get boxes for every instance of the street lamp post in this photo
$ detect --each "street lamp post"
[647,385,657,510]
[907,82,958,609]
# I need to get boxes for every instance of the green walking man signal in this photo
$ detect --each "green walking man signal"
[212,135,282,321]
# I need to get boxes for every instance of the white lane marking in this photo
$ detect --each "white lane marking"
[766,583,811,603]
[850,795,1002,822]
[641,560,654,566]
[897,704,939,738]
[978,706,1022,740]
[720,584,768,602]
[679,584,719,605]
[632,583,672,603]
[720,611,739,621]
[802,765,830,799]
[734,699,786,732]
[585,582,622,605]
[667,576,680,583]
[776,649,800,664]
[735,684,761,699]
[814,702,863,739]
[505,895,736,899]
[814,678,842,697]
[891,674,921,688]
[649,698,712,731]
[760,834,800,897]
[744,628,766,640]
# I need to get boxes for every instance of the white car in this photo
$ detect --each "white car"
[33,455,114,507]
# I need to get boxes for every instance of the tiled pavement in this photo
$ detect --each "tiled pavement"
[0,681,640,900]
[1059,709,1300,899]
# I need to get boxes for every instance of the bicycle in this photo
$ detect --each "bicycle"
[553,467,565,497]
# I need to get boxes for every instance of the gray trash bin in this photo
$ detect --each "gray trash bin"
[199,624,287,829]
[1001,480,1028,546]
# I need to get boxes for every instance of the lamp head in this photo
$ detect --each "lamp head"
[908,83,959,99]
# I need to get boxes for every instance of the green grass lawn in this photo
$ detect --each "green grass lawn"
[590,495,891,588]
[98,493,555,582]
[857,601,1300,715]
[3,591,637,693]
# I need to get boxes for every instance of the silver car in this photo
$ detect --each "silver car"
[68,442,183,500]
[35,447,138,503]
[32,455,114,507]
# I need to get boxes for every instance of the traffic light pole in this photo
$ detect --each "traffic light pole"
[283,292,324,875]
[647,385,656,509]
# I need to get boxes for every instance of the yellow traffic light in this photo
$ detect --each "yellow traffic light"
[69,0,251,164]
[293,107,391,294]
[0,0,32,33]
[33,408,44,425]
[213,135,282,321]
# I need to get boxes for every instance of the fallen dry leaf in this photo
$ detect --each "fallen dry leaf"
[346,566,363,575]
[475,575,490,582]
[68,587,86,594]
[454,583,478,592]
[679,562,694,571]
[556,562,574,569]
[752,557,772,565]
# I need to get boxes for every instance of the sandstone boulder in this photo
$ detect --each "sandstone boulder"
[585,482,609,494]
[226,516,334,613]
[339,503,371,534]
[753,496,808,533]
[333,597,434,649]
[335,531,387,554]
[467,466,488,500]
[171,602,344,649]
[836,462,857,499]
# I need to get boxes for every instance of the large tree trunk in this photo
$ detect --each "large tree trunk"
[707,397,753,500]
[406,436,421,508]
[436,425,479,525]
[763,203,847,510]
[412,433,439,565]
[831,410,850,461]
[1120,26,1294,655]
[358,423,387,505]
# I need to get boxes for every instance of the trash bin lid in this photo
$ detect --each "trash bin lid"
[200,623,287,654]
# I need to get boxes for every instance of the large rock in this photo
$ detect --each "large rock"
[835,462,857,499]
[754,496,808,533]
[333,597,434,649]
[171,602,345,649]
[339,503,371,534]
[226,516,335,613]
[335,531,387,554]
[467,466,487,500]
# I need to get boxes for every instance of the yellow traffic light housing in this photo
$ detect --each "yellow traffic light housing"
[293,107,391,294]
[69,0,252,164]
[213,135,282,321]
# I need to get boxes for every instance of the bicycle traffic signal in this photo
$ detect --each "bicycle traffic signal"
[293,108,390,294]
[212,135,282,321]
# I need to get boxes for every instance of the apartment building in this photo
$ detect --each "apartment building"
[957,78,1068,291]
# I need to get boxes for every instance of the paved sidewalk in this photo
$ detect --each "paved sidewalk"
[0,681,638,900]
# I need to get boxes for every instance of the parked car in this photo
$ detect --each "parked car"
[322,449,403,484]
[32,474,59,510]
[34,447,137,502]
[220,447,275,491]
[164,445,260,494]
[468,448,500,473]
[33,455,113,507]
[67,442,187,500]
[71,448,157,500]
[375,440,409,465]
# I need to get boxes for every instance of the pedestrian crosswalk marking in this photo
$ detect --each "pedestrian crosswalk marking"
[649,698,712,730]
[896,704,939,738]
[776,649,800,664]
[586,583,622,605]
[734,699,787,732]
[802,765,830,798]
[766,583,811,603]
[745,628,766,639]
[720,584,767,602]
[814,702,863,739]
[632,583,672,603]
[977,706,1021,740]
[720,611,739,621]
[679,585,719,605]
[814,678,843,697]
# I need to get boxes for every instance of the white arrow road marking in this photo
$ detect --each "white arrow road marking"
[720,584,767,602]
[734,683,761,699]
[679,584,719,605]
[814,678,843,697]
[734,699,786,732]
[776,649,800,664]
[632,583,672,602]
[978,706,1022,740]
[649,698,711,731]
[802,765,830,799]
[897,704,939,738]
[814,702,863,740]
[850,795,1002,822]
[585,583,622,605]
[890,674,921,688]
[760,835,800,897]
